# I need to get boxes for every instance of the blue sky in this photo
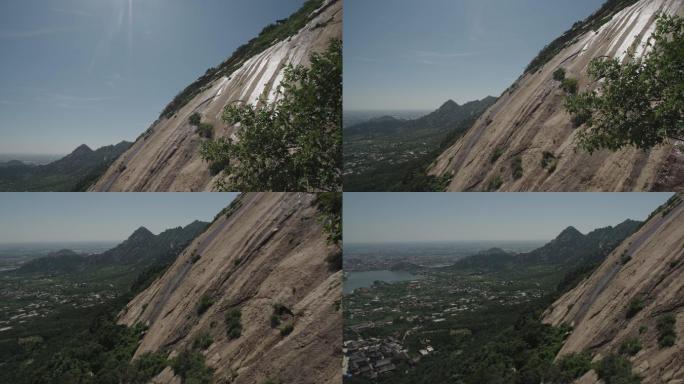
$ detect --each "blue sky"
[0,192,237,243]
[344,193,673,244]
[344,0,606,111]
[0,0,305,154]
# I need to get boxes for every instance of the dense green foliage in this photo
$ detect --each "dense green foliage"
[201,39,341,192]
[565,15,684,152]
[160,0,326,118]
[554,352,593,382]
[197,123,214,139]
[225,308,243,340]
[171,348,214,384]
[0,296,168,384]
[553,68,567,82]
[657,313,677,348]
[595,354,641,384]
[561,78,578,94]
[189,113,201,126]
[313,192,342,246]
[348,297,595,384]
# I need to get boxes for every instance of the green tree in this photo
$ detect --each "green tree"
[200,39,342,191]
[553,68,566,82]
[565,15,684,152]
[313,192,341,245]
[225,308,242,340]
[189,113,201,127]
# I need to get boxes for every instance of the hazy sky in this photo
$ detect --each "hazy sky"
[344,193,673,244]
[0,192,237,243]
[0,0,306,154]
[344,0,605,111]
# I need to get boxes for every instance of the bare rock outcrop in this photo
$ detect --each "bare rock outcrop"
[430,0,684,192]
[118,193,342,384]
[544,197,684,383]
[92,0,342,191]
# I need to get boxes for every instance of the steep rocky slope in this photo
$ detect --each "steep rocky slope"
[91,0,342,191]
[430,0,684,192]
[118,193,342,384]
[544,196,684,383]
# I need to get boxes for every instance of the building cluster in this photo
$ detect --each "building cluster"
[343,337,409,378]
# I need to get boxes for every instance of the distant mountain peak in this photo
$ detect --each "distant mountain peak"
[556,226,584,241]
[129,226,154,241]
[48,249,80,257]
[478,247,508,255]
[71,144,93,155]
[369,115,399,123]
[439,99,459,110]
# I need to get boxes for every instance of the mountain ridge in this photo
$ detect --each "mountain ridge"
[450,219,642,270]
[13,220,208,274]
[0,141,132,191]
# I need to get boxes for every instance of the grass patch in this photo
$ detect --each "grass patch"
[487,175,503,191]
[225,308,242,340]
[619,337,641,356]
[512,157,523,180]
[491,148,504,163]
[197,294,215,316]
[625,296,644,319]
[554,352,592,382]
[189,113,201,126]
[657,313,676,348]
[171,349,214,384]
[595,354,641,384]
[553,68,566,81]
[192,332,214,351]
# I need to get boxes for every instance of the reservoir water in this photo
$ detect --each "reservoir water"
[343,270,423,294]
